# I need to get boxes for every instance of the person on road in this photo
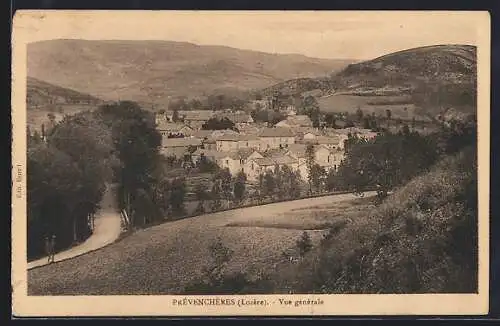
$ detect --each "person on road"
[49,235,56,263]
[44,236,51,264]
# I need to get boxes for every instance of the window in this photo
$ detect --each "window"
[226,160,229,165]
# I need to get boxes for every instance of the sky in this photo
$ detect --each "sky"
[15,10,483,60]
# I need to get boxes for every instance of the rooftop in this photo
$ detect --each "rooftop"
[259,127,296,138]
[156,122,189,132]
[163,138,202,148]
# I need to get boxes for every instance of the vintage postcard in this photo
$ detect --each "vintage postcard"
[12,10,490,316]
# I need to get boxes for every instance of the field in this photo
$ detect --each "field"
[27,104,97,133]
[28,192,375,295]
[317,93,419,120]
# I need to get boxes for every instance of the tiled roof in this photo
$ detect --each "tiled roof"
[160,147,188,158]
[253,157,276,166]
[163,138,202,148]
[316,136,341,145]
[259,127,296,138]
[193,149,229,160]
[180,110,215,121]
[156,122,188,132]
[272,155,298,165]
[191,130,213,138]
[216,134,240,142]
[217,112,254,123]
[286,143,308,158]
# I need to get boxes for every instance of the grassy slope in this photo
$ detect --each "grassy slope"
[27,39,353,105]
[27,77,103,132]
[263,45,477,120]
[27,193,371,295]
[270,146,478,294]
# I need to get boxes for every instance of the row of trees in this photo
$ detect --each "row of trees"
[328,114,476,196]
[256,165,303,202]
[27,111,117,259]
[165,94,248,112]
[28,101,175,259]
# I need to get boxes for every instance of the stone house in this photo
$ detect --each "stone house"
[258,127,296,151]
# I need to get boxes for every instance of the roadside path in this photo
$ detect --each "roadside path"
[27,184,123,270]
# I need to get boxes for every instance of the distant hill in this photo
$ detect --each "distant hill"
[27,77,103,109]
[334,44,476,91]
[27,39,353,106]
[262,45,477,119]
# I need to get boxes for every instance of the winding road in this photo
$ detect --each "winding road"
[28,191,376,295]
[27,184,123,270]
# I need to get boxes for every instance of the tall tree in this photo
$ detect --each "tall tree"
[96,101,162,226]
[356,107,364,122]
[305,144,316,194]
[170,177,186,216]
[386,109,392,129]
[263,170,276,199]
[194,183,210,214]
[233,171,247,205]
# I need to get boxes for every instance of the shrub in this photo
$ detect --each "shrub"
[296,231,313,257]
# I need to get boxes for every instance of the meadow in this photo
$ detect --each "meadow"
[28,192,374,295]
[317,93,419,120]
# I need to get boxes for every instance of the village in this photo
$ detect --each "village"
[154,98,378,184]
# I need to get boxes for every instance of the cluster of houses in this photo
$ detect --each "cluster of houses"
[155,108,377,183]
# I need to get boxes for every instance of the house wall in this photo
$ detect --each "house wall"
[217,157,241,175]
[314,147,331,164]
[216,140,239,152]
[303,133,317,140]
[259,136,295,150]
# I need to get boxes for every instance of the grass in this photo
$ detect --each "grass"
[317,94,418,120]
[27,192,368,295]
[266,146,478,294]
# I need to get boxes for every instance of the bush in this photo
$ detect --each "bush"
[182,237,275,294]
[273,146,477,294]
[296,231,313,257]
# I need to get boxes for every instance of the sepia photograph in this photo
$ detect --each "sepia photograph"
[11,10,490,316]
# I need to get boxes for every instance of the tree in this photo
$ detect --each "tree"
[41,123,46,141]
[280,165,301,199]
[170,177,186,216]
[189,98,203,110]
[290,170,302,199]
[233,171,247,205]
[220,168,233,206]
[211,168,232,210]
[202,117,237,131]
[356,107,364,122]
[310,164,326,193]
[27,144,85,258]
[305,144,315,194]
[324,113,337,128]
[96,101,162,226]
[263,170,276,199]
[47,111,115,242]
[210,178,222,211]
[296,231,313,257]
[363,116,372,129]
[300,96,321,128]
[386,109,392,128]
[257,173,266,203]
[197,153,218,173]
[273,165,285,200]
[172,109,180,123]
[194,183,210,214]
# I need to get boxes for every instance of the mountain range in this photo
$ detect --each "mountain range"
[27,39,353,105]
[27,41,477,122]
